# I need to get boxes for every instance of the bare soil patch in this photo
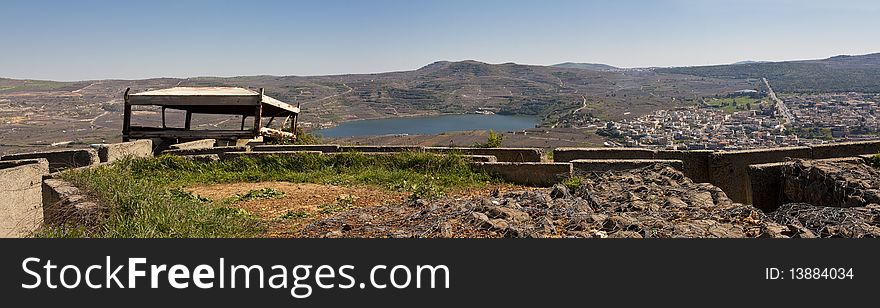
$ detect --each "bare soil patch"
[185,182,521,237]
[187,182,407,237]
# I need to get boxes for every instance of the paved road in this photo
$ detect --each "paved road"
[764,77,793,125]
[551,96,588,128]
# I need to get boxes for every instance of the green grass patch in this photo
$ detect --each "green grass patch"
[279,210,309,220]
[703,96,762,113]
[868,154,880,168]
[38,152,494,238]
[562,176,583,192]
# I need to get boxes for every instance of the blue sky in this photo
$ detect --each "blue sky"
[1,0,879,81]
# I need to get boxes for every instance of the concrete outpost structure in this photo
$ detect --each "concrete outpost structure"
[123,87,300,143]
[168,139,216,151]
[91,139,154,163]
[3,139,880,237]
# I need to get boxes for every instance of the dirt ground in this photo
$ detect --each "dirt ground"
[186,182,524,237]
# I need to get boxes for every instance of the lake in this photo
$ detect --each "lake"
[317,114,539,137]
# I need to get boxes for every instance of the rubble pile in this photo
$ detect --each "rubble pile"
[769,203,880,238]
[301,164,794,238]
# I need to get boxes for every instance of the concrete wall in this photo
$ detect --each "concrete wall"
[748,157,865,211]
[252,144,340,152]
[91,139,153,163]
[162,146,248,156]
[655,150,712,183]
[168,139,217,151]
[1,148,99,172]
[552,144,880,205]
[810,140,880,159]
[0,159,48,238]
[708,147,812,204]
[42,178,102,228]
[553,147,655,162]
[425,147,544,162]
[746,161,788,212]
[571,159,683,174]
[471,162,572,186]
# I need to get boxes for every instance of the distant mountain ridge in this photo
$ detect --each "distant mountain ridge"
[732,60,770,65]
[657,53,880,92]
[551,62,619,71]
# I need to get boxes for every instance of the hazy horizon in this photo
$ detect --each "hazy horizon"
[2,0,879,81]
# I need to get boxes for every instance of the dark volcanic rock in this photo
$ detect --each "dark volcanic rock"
[300,164,787,238]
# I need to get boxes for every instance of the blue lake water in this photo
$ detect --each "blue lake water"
[317,114,539,137]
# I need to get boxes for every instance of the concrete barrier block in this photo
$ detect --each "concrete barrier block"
[169,139,216,150]
[91,139,153,163]
[425,147,544,162]
[42,178,102,227]
[471,162,572,186]
[220,151,324,160]
[552,147,655,162]
[180,154,221,163]
[708,147,812,204]
[162,146,248,156]
[252,144,340,152]
[338,145,423,152]
[467,155,497,162]
[1,148,99,173]
[655,150,712,183]
[0,159,49,237]
[810,140,880,159]
[571,159,683,174]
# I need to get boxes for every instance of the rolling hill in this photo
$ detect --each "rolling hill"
[0,59,767,153]
[551,62,619,71]
[657,53,880,93]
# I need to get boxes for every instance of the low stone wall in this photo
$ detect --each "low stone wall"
[168,139,217,151]
[42,178,102,228]
[571,159,683,174]
[425,147,544,162]
[252,144,340,152]
[553,147,655,162]
[91,139,153,163]
[0,159,49,238]
[471,162,572,186]
[1,148,100,172]
[162,146,249,156]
